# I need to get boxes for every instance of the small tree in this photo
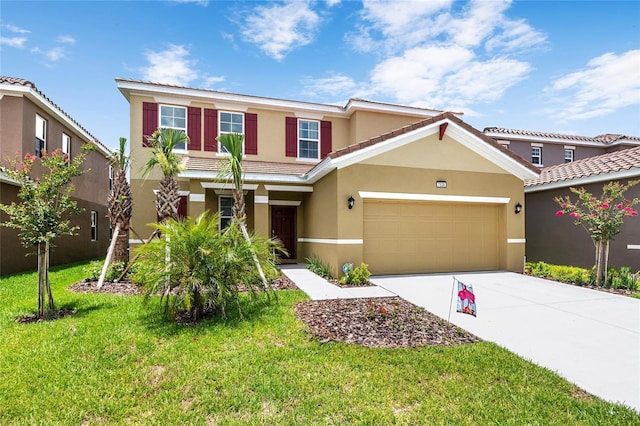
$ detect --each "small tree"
[0,148,88,319]
[555,180,639,285]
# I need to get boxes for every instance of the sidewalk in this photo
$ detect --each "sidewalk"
[281,265,395,300]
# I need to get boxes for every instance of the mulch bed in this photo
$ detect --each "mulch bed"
[295,297,481,348]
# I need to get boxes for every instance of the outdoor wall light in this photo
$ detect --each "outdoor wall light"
[348,195,355,210]
[515,202,522,214]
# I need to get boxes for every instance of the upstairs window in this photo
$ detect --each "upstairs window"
[218,111,244,154]
[298,119,320,159]
[564,149,574,163]
[35,114,47,157]
[109,165,113,191]
[531,146,542,166]
[62,133,71,162]
[90,211,98,241]
[160,105,187,150]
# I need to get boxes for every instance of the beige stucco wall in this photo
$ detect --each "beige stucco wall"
[350,110,430,145]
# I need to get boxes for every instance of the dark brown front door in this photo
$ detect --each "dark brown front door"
[271,206,296,260]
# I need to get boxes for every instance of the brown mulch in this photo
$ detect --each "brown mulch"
[68,280,141,295]
[17,309,76,323]
[295,297,481,348]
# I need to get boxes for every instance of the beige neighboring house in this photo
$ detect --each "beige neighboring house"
[0,76,112,276]
[116,79,539,276]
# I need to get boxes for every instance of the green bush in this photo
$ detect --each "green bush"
[133,212,284,322]
[83,260,129,282]
[339,263,371,285]
[526,261,639,289]
[306,255,334,279]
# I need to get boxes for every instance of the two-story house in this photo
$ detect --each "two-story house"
[483,127,640,168]
[0,76,111,276]
[117,78,539,276]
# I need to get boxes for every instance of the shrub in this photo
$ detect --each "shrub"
[83,260,130,282]
[339,263,371,285]
[133,212,284,322]
[306,255,334,279]
[526,261,639,290]
[606,267,639,290]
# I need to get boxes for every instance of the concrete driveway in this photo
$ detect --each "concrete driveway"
[371,271,640,411]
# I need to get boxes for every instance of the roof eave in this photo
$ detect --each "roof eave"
[525,168,640,193]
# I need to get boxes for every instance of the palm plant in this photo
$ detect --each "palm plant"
[217,133,246,221]
[142,128,187,223]
[106,137,133,264]
[133,212,282,322]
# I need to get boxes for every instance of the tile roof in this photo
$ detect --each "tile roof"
[0,76,109,155]
[483,127,640,145]
[525,146,640,187]
[329,112,540,175]
[183,157,316,177]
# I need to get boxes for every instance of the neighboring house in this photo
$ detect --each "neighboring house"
[484,127,640,168]
[117,78,539,276]
[0,76,112,276]
[524,146,640,271]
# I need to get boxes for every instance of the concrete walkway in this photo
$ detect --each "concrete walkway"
[282,265,640,411]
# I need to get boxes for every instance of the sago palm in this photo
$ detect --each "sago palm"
[107,137,133,264]
[142,128,187,223]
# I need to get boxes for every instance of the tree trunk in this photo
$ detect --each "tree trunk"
[37,242,54,319]
[112,222,129,264]
[594,240,607,286]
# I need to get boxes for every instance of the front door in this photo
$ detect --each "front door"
[271,206,296,260]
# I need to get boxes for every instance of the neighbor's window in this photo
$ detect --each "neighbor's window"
[108,165,113,191]
[219,196,233,229]
[218,111,244,154]
[531,146,542,165]
[564,149,574,163]
[35,114,47,158]
[90,211,98,241]
[160,105,187,150]
[298,119,319,159]
[62,133,71,162]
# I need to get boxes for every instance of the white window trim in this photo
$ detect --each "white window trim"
[531,146,542,166]
[218,110,245,154]
[35,114,47,156]
[297,119,320,161]
[564,148,574,163]
[108,165,113,191]
[62,133,71,157]
[159,104,188,152]
[90,211,98,241]
[218,195,233,230]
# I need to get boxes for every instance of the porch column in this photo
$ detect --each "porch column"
[254,185,269,238]
[188,181,205,218]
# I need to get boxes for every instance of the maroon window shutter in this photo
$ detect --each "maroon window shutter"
[320,120,332,158]
[187,107,201,151]
[204,108,218,152]
[285,117,297,157]
[142,102,158,147]
[245,113,258,155]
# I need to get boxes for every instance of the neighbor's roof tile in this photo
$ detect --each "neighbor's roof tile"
[525,146,640,187]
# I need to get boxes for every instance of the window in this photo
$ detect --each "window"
[108,165,113,191]
[159,105,187,150]
[531,146,542,165]
[35,114,47,157]
[219,196,233,229]
[218,111,244,153]
[90,211,98,241]
[564,149,574,163]
[62,133,71,162]
[298,119,319,159]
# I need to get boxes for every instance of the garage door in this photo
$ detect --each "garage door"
[363,200,503,274]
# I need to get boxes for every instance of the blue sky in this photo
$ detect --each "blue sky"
[2,0,639,151]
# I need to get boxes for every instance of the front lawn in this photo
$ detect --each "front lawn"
[1,263,638,425]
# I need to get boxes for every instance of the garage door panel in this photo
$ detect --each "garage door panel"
[364,200,502,274]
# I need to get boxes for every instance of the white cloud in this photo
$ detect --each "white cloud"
[56,35,76,45]
[141,44,198,85]
[325,0,341,6]
[544,50,640,121]
[202,75,225,88]
[171,0,209,6]
[301,73,361,98]
[242,0,320,60]
[0,36,27,48]
[30,46,68,63]
[486,18,547,53]
[2,23,30,34]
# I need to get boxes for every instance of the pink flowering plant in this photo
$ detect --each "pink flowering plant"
[554,180,639,285]
[0,147,88,319]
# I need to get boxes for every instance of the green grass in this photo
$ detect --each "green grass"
[1,262,638,425]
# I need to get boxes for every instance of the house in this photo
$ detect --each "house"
[0,76,112,276]
[483,127,640,168]
[524,146,640,270]
[116,78,539,276]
